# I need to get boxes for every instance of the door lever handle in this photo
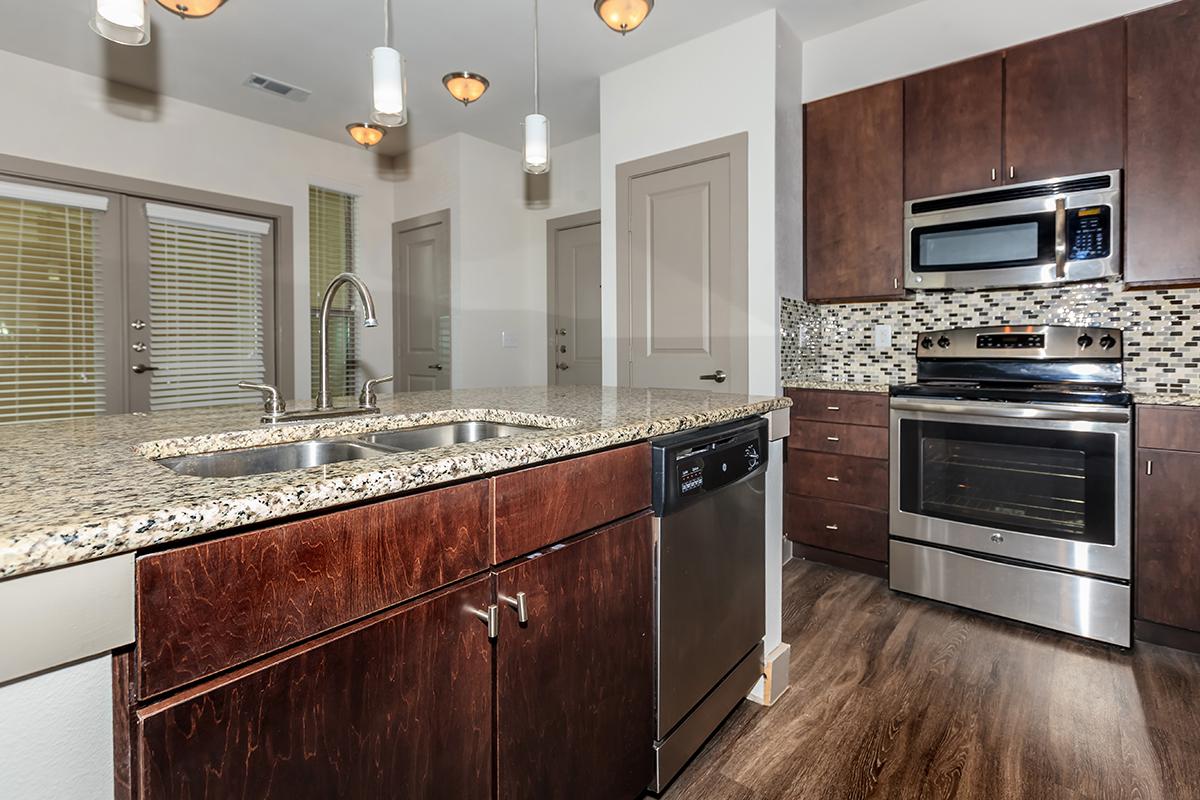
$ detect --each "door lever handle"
[699,370,727,384]
[131,364,160,374]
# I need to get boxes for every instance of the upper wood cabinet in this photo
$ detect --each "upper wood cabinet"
[804,80,906,304]
[1126,0,1200,288]
[1003,20,1126,184]
[905,54,1004,199]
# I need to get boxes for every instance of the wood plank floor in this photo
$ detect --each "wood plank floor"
[649,559,1200,800]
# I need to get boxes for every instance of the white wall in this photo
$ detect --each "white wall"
[0,48,398,400]
[392,132,600,389]
[0,655,114,800]
[599,10,787,663]
[802,0,1166,102]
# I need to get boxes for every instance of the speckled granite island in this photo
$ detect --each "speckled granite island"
[0,385,789,580]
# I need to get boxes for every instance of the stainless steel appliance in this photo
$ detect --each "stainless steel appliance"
[889,325,1132,646]
[905,171,1121,291]
[650,418,767,793]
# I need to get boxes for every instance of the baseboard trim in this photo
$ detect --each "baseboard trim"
[1135,619,1200,654]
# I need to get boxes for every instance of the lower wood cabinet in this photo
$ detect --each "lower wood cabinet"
[494,513,654,800]
[137,575,495,799]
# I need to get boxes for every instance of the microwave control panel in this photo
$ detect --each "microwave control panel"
[1068,205,1111,261]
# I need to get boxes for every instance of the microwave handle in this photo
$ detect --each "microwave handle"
[1054,197,1068,280]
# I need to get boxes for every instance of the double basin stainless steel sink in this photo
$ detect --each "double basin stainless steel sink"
[157,421,540,478]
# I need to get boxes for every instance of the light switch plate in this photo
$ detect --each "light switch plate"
[873,324,893,351]
[501,331,519,349]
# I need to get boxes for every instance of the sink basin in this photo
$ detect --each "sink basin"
[157,439,390,478]
[357,421,540,451]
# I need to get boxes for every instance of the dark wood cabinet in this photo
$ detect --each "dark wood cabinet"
[1136,448,1200,635]
[804,80,906,303]
[904,53,1004,199]
[137,576,495,800]
[495,514,654,800]
[1003,20,1126,184]
[1126,0,1200,288]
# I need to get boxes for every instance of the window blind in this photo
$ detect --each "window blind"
[309,186,359,399]
[0,195,106,424]
[146,208,269,411]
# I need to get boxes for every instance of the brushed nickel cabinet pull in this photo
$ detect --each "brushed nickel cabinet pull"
[468,604,500,639]
[1009,165,1016,180]
[1146,460,1153,476]
[991,168,998,181]
[825,524,839,531]
[826,406,840,412]
[826,436,840,442]
[501,591,529,623]
[826,476,840,482]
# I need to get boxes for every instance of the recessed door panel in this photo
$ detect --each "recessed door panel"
[394,212,450,391]
[551,220,601,385]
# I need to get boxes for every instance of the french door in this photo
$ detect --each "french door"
[0,175,277,423]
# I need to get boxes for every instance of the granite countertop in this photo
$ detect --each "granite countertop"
[782,379,896,394]
[1130,391,1200,407]
[0,386,789,581]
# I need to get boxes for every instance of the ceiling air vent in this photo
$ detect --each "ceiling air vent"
[243,73,311,102]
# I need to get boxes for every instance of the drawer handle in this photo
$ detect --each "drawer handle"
[501,591,529,623]
[826,406,841,411]
[826,436,840,442]
[825,524,839,531]
[826,476,840,482]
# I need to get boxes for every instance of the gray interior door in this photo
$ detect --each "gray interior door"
[550,218,602,385]
[623,149,747,394]
[393,211,451,392]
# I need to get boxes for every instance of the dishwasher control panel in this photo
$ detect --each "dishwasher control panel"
[652,418,769,514]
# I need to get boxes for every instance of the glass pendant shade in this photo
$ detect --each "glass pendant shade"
[370,46,408,127]
[91,0,151,46]
[346,122,386,149]
[443,72,490,106]
[594,0,654,34]
[523,114,549,175]
[154,0,227,17]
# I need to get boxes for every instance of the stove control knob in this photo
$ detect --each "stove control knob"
[921,337,934,350]
[1077,334,1094,349]
[1099,335,1117,351]
[937,336,952,349]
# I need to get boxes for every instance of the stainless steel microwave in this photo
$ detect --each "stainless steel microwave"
[904,170,1121,291]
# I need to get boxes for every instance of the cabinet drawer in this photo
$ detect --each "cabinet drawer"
[1136,448,1200,632]
[785,495,888,562]
[136,480,491,700]
[1138,406,1200,453]
[492,444,651,563]
[789,420,888,459]
[785,451,888,509]
[787,389,888,427]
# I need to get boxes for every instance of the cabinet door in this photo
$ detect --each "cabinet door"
[1136,449,1200,633]
[904,53,1004,199]
[138,577,494,800]
[804,80,905,303]
[495,514,654,800]
[1126,0,1200,288]
[1003,20,1125,183]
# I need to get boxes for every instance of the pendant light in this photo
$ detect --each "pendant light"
[522,0,549,175]
[371,0,408,127]
[154,0,227,18]
[346,122,386,149]
[443,72,490,107]
[594,0,654,35]
[90,0,151,46]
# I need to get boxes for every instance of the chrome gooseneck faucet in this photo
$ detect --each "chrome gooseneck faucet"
[316,272,378,411]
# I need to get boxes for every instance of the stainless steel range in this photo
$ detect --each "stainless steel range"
[889,325,1132,646]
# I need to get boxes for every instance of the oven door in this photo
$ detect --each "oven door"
[889,397,1131,580]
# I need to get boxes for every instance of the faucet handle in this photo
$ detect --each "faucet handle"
[238,381,286,417]
[359,375,394,411]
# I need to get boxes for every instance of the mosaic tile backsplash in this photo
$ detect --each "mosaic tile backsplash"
[780,282,1200,393]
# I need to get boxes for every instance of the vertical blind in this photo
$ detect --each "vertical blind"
[146,204,270,411]
[309,186,359,399]
[0,192,107,424]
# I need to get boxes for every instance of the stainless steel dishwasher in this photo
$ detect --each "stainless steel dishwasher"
[650,417,768,793]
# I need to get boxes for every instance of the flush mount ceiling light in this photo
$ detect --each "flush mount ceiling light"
[522,0,549,175]
[370,0,408,127]
[346,122,386,149]
[90,0,151,46]
[154,0,227,18]
[594,0,654,34]
[442,72,490,107]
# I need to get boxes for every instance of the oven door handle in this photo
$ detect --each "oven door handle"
[1054,197,1068,280]
[890,397,1130,423]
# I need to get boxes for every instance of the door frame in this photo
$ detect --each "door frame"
[614,133,749,389]
[392,208,452,390]
[546,209,600,384]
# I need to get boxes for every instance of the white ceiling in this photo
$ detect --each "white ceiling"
[0,0,925,155]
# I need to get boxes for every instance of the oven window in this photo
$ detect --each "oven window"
[899,420,1116,545]
[912,212,1055,272]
